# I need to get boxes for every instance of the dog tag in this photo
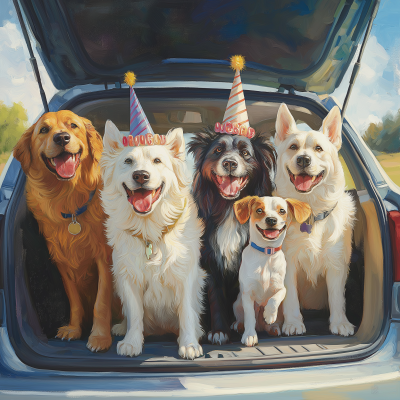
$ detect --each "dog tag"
[145,242,153,259]
[68,214,81,235]
[68,221,82,235]
[300,222,312,234]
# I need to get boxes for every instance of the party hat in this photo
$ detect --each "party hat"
[214,55,255,139]
[122,71,165,147]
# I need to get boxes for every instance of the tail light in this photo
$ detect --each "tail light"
[388,211,400,282]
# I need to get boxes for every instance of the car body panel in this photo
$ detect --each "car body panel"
[19,0,376,94]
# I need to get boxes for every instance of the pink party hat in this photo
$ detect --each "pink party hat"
[214,56,255,139]
[123,72,165,147]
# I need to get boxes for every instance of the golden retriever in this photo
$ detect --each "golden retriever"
[13,110,116,352]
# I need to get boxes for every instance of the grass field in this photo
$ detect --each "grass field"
[1,151,399,188]
[376,152,400,187]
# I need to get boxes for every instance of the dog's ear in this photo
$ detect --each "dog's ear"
[188,128,218,167]
[234,196,258,224]
[13,123,35,172]
[322,106,342,150]
[275,103,297,145]
[286,198,311,224]
[166,128,185,161]
[103,120,123,153]
[81,117,103,163]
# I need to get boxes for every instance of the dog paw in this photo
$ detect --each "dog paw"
[86,334,112,352]
[56,325,82,341]
[241,331,258,347]
[207,331,229,345]
[112,320,127,336]
[178,343,203,360]
[117,339,143,357]
[330,320,355,336]
[282,320,306,336]
[263,306,278,325]
[230,321,244,333]
[265,323,281,337]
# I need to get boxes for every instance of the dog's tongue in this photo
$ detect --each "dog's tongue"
[294,174,313,192]
[218,176,241,197]
[128,189,153,213]
[263,229,280,239]
[53,153,76,179]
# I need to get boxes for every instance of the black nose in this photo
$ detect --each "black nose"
[53,132,70,147]
[132,170,150,185]
[265,217,277,227]
[222,159,238,172]
[297,155,311,169]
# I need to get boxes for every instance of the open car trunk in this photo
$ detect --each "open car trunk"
[5,88,387,371]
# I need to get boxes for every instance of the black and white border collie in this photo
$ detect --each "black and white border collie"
[188,128,276,344]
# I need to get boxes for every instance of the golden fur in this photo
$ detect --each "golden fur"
[13,110,117,352]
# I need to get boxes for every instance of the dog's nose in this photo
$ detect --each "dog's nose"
[222,159,238,172]
[53,132,70,147]
[265,217,277,227]
[132,170,150,185]
[297,155,311,169]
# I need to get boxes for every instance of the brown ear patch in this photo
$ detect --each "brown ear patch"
[13,122,36,173]
[252,199,266,221]
[286,198,312,224]
[234,196,259,224]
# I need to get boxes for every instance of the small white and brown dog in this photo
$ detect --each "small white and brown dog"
[231,195,311,346]
[100,121,205,360]
[274,103,356,337]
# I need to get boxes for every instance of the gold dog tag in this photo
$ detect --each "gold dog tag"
[68,214,82,235]
[145,242,153,259]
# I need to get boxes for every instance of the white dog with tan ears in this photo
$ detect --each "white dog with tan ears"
[231,195,311,346]
[274,103,356,337]
[100,120,205,359]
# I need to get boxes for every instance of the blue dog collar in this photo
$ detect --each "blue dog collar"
[61,189,96,219]
[251,242,282,255]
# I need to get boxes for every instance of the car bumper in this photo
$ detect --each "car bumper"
[0,322,399,399]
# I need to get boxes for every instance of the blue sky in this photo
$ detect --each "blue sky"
[1,0,400,131]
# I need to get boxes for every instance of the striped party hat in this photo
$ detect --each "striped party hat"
[122,71,165,147]
[214,55,255,139]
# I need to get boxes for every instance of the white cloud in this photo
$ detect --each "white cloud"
[0,21,57,123]
[332,35,400,132]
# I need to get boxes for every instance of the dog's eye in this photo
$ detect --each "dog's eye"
[289,144,298,150]
[315,145,323,152]
[124,158,132,164]
[256,208,263,214]
[40,127,49,134]
[154,158,161,164]
[215,147,223,154]
[71,123,78,129]
[279,209,286,215]
[241,150,249,157]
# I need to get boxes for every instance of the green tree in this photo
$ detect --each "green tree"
[363,111,400,153]
[0,101,29,154]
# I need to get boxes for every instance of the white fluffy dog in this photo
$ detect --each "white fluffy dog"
[100,121,205,359]
[274,103,356,337]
